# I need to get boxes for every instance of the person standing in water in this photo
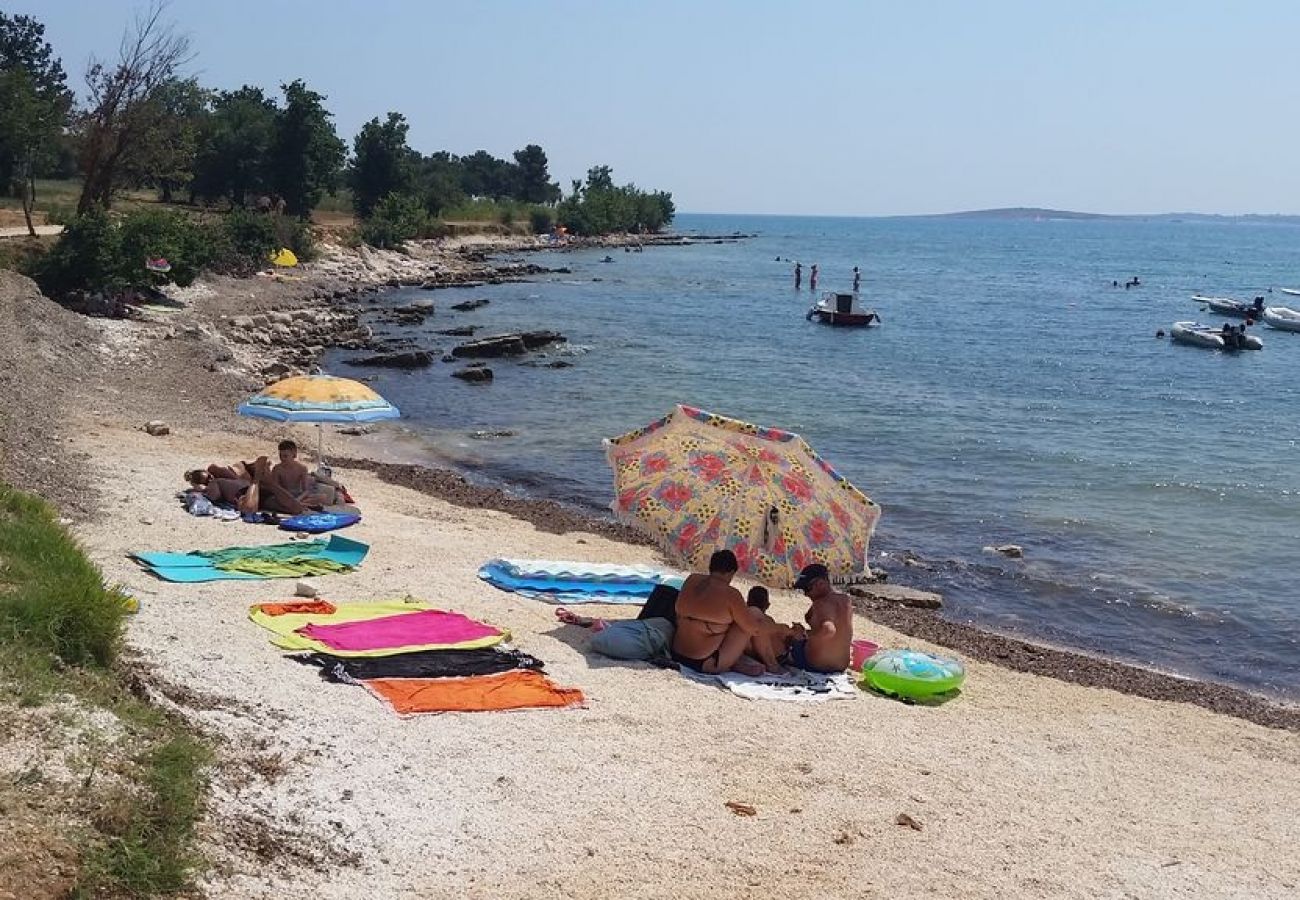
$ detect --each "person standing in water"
[794,261,803,289]
[853,266,861,292]
[810,264,819,290]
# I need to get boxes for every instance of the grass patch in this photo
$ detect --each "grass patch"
[0,482,212,898]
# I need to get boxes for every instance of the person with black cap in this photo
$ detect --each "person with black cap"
[787,563,854,673]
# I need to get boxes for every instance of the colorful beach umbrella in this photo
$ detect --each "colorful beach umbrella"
[237,375,400,460]
[604,404,881,588]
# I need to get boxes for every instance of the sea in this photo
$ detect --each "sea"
[324,213,1300,701]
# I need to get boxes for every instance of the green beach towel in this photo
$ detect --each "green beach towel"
[132,535,369,582]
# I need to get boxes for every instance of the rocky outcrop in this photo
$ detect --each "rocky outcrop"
[452,366,494,383]
[520,330,566,350]
[451,330,566,358]
[435,326,477,337]
[345,349,434,369]
[450,298,489,312]
[848,584,944,611]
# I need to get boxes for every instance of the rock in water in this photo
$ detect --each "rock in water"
[452,366,494,383]
[344,350,434,369]
[995,544,1025,559]
[520,330,567,350]
[450,297,490,312]
[451,335,528,358]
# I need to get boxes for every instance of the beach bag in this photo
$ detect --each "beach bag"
[589,617,674,662]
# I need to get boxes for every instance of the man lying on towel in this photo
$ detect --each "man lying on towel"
[787,563,853,673]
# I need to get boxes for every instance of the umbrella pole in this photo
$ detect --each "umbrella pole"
[316,423,324,466]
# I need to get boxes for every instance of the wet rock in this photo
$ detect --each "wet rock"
[847,584,943,610]
[469,429,515,440]
[450,297,490,312]
[990,544,1024,559]
[441,354,456,363]
[345,349,434,369]
[435,326,477,337]
[520,359,574,369]
[144,420,170,437]
[451,335,528,358]
[452,366,494,383]
[520,330,566,350]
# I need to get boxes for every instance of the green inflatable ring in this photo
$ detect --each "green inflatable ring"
[861,648,965,698]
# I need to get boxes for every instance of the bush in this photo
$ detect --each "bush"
[32,207,123,297]
[359,192,428,249]
[529,206,555,234]
[0,483,128,667]
[221,207,278,262]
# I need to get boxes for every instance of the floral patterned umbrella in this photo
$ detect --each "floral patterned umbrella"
[604,405,881,588]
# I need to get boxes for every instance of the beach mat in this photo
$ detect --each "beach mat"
[478,558,684,604]
[134,535,369,582]
[298,647,544,683]
[363,670,585,715]
[297,609,503,654]
[678,667,857,703]
[249,600,507,657]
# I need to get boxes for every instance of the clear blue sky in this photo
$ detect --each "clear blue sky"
[20,0,1300,216]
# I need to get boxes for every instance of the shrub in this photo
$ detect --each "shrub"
[32,206,123,297]
[359,192,428,249]
[529,206,555,234]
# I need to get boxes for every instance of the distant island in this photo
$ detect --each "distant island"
[897,207,1300,225]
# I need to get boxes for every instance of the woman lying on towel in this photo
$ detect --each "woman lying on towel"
[184,463,260,514]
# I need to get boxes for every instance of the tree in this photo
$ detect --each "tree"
[269,79,345,218]
[75,2,193,212]
[413,150,464,216]
[513,144,560,204]
[460,149,518,200]
[190,86,278,207]
[348,112,415,218]
[118,77,209,202]
[0,12,71,195]
[585,165,614,192]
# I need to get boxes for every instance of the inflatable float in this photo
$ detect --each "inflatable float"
[861,648,965,699]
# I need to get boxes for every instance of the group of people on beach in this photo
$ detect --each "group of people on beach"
[558,550,853,676]
[183,439,352,518]
[672,551,851,675]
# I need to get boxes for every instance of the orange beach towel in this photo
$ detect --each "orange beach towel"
[254,600,337,617]
[364,670,585,715]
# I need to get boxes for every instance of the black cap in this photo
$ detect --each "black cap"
[793,563,829,590]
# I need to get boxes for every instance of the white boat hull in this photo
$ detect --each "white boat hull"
[1263,306,1300,332]
[1170,321,1262,351]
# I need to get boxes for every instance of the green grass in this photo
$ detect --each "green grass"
[0,484,129,666]
[0,482,212,897]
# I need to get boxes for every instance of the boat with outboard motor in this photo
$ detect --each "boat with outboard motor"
[807,291,880,327]
[1193,295,1266,319]
[1170,321,1262,351]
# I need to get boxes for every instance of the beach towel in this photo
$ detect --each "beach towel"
[298,647,544,683]
[279,511,361,533]
[678,667,857,703]
[363,670,585,715]
[297,609,503,653]
[478,558,684,604]
[254,600,338,617]
[132,535,368,583]
[248,601,507,656]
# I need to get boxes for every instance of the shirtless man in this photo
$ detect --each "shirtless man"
[250,440,333,514]
[671,550,764,676]
[787,563,853,673]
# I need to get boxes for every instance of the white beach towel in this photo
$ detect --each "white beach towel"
[678,667,857,703]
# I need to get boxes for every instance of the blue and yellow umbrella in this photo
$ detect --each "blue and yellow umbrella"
[238,375,400,461]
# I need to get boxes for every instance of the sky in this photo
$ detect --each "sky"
[19,0,1300,216]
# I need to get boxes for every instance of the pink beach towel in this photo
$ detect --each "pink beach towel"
[296,609,502,652]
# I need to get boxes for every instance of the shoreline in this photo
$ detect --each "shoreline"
[332,455,1299,732]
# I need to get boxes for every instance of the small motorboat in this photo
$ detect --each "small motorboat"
[1170,321,1263,351]
[1193,295,1264,319]
[807,291,880,327]
[1262,306,1300,332]
[1278,287,1300,297]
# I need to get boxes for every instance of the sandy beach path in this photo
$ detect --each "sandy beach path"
[78,424,1299,900]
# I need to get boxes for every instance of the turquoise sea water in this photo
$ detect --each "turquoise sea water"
[327,213,1300,700]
